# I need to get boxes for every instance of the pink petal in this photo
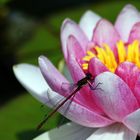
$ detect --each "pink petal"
[128,22,140,43]
[61,19,88,59]
[88,57,109,78]
[115,4,140,42]
[34,122,96,140]
[92,19,120,55]
[46,89,114,128]
[79,10,101,40]
[115,62,140,104]
[66,37,85,82]
[123,108,140,133]
[60,62,73,83]
[134,74,140,104]
[66,36,85,65]
[115,62,140,91]
[87,123,137,140]
[93,72,139,121]
[38,56,69,97]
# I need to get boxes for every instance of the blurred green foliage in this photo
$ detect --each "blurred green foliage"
[0,93,61,140]
[0,1,140,140]
[0,0,10,6]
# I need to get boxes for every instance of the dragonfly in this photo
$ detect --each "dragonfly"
[37,73,101,130]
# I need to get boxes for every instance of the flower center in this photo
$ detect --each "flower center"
[82,40,140,72]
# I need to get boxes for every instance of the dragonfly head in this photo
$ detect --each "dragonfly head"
[85,73,92,80]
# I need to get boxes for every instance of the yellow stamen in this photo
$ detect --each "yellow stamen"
[134,40,140,67]
[103,44,117,71]
[82,63,88,70]
[127,44,133,62]
[87,51,95,57]
[95,47,105,63]
[82,63,88,67]
[83,56,92,61]
[82,40,140,73]
[117,40,126,63]
[83,66,88,70]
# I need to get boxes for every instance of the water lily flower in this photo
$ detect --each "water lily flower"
[13,4,140,140]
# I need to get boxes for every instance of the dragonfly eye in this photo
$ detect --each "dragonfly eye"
[86,73,92,79]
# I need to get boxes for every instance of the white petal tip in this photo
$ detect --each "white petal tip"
[13,63,29,76]
[38,55,46,63]
[61,18,75,31]
[82,10,99,17]
[13,63,50,103]
[123,4,137,10]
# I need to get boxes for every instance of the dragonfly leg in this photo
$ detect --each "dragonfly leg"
[89,82,103,91]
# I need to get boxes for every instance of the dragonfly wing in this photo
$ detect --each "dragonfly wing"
[57,91,77,127]
[46,89,65,108]
[61,82,77,95]
[37,85,81,129]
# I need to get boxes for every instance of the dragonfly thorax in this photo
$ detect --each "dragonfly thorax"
[76,73,93,88]
[85,73,92,80]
